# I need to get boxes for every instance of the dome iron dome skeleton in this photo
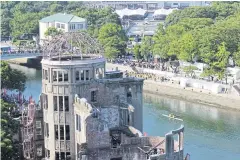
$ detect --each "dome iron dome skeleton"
[41,32,104,60]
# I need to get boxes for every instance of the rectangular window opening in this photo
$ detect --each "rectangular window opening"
[86,70,89,80]
[76,71,80,81]
[45,70,48,80]
[66,152,71,160]
[60,125,64,140]
[66,125,70,140]
[53,71,57,82]
[36,121,42,135]
[54,96,58,111]
[59,96,63,111]
[61,24,65,29]
[45,123,49,137]
[80,70,84,80]
[58,71,63,82]
[55,152,59,160]
[60,152,65,159]
[64,72,68,82]
[55,125,58,140]
[91,90,97,102]
[65,96,69,111]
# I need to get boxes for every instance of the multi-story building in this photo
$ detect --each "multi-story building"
[84,1,208,10]
[39,13,87,45]
[40,32,185,160]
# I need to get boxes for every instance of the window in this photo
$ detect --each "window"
[111,158,122,160]
[86,70,89,80]
[55,125,58,139]
[36,121,42,135]
[76,114,81,131]
[77,24,83,29]
[65,96,69,111]
[70,24,75,30]
[64,72,68,82]
[36,145,42,156]
[80,70,84,80]
[57,23,60,28]
[60,125,64,140]
[55,152,59,159]
[66,152,71,160]
[76,71,80,81]
[58,71,63,82]
[45,149,50,158]
[66,125,70,140]
[61,24,65,29]
[45,123,49,137]
[59,96,63,111]
[42,94,48,110]
[91,90,97,102]
[60,152,65,159]
[110,130,121,148]
[54,96,58,111]
[76,115,78,130]
[45,70,48,80]
[53,71,57,82]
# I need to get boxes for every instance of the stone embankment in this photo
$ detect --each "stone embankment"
[4,57,42,69]
[106,63,240,111]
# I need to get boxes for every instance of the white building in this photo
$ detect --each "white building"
[84,1,208,10]
[39,13,87,44]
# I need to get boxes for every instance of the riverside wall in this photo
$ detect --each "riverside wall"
[106,63,240,111]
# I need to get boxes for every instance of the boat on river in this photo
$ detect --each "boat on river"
[162,114,183,121]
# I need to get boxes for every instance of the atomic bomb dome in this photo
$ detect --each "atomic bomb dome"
[41,32,104,60]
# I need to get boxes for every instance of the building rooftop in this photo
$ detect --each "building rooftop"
[40,13,86,23]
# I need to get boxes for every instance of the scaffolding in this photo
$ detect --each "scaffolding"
[21,101,36,160]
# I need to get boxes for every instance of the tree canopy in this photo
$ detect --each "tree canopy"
[0,61,27,159]
[1,61,26,91]
[153,2,240,79]
[1,1,121,39]
[98,23,127,58]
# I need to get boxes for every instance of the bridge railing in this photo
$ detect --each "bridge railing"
[0,49,42,55]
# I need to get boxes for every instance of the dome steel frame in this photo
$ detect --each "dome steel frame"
[42,32,104,60]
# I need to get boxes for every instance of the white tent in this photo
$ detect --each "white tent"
[115,8,147,18]
[180,78,190,88]
[153,8,178,17]
[211,84,224,94]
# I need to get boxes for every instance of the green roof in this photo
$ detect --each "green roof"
[40,13,86,23]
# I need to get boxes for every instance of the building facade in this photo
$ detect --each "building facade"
[40,32,186,160]
[84,1,208,10]
[39,13,87,45]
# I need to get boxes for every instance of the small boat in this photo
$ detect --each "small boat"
[162,114,183,121]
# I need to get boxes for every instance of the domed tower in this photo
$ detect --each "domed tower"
[41,32,106,159]
[41,32,144,160]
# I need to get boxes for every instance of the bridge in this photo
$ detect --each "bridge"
[1,51,42,60]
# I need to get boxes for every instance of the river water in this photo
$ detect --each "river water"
[10,64,240,160]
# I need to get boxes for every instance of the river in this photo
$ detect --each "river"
[10,64,240,160]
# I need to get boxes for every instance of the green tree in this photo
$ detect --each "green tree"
[0,61,26,91]
[0,61,26,159]
[1,100,20,160]
[140,36,152,61]
[133,44,141,60]
[233,47,240,67]
[44,27,63,36]
[98,23,127,58]
[182,65,198,78]
[178,33,196,62]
